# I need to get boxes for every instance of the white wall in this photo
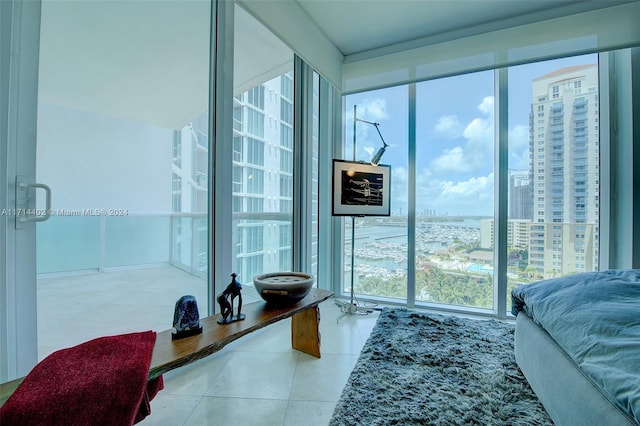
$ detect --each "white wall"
[36,103,173,214]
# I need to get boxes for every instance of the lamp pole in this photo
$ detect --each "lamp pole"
[336,105,375,321]
[350,105,357,312]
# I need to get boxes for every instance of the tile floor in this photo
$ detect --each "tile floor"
[140,301,378,426]
[39,266,235,358]
[36,266,379,425]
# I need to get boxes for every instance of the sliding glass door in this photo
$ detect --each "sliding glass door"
[27,0,213,363]
[1,0,42,381]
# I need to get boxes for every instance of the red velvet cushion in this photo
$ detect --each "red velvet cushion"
[0,331,162,426]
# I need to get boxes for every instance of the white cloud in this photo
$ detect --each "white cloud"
[440,174,493,198]
[414,169,494,216]
[366,95,530,216]
[463,97,494,145]
[357,98,388,121]
[430,146,473,174]
[429,96,495,177]
[477,96,494,115]
[347,98,390,161]
[415,96,499,215]
[463,117,493,144]
[435,115,463,139]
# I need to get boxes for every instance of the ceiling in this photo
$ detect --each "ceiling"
[39,1,291,130]
[39,0,213,130]
[295,0,635,57]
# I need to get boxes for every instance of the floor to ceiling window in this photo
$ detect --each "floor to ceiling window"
[309,71,321,279]
[34,0,212,358]
[340,53,600,316]
[232,5,294,287]
[506,54,600,311]
[415,71,495,310]
[343,86,408,302]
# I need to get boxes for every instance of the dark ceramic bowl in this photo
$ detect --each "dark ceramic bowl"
[253,272,314,305]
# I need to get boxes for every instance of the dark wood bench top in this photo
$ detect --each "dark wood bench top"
[149,288,332,379]
[1,288,333,405]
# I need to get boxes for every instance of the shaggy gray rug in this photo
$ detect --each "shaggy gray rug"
[330,308,553,426]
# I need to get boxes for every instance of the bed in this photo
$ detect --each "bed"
[511,269,640,426]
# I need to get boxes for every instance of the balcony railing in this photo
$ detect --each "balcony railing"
[36,213,208,276]
[36,212,295,282]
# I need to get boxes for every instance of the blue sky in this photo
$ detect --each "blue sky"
[344,53,597,217]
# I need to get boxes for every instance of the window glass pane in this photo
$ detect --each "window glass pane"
[233,6,293,288]
[507,54,599,312]
[280,123,293,149]
[343,86,408,301]
[310,71,320,280]
[246,168,264,194]
[280,150,292,173]
[341,53,609,316]
[247,85,265,109]
[247,108,264,138]
[415,71,495,310]
[281,99,293,125]
[246,137,264,166]
[35,1,211,356]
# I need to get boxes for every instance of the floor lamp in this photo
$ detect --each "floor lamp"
[335,105,390,322]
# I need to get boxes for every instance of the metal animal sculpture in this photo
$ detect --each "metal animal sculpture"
[217,273,246,324]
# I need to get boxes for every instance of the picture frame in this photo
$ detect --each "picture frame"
[332,159,391,216]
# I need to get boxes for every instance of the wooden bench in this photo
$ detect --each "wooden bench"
[0,288,333,405]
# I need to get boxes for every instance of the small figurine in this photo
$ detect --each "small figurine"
[217,273,246,324]
[172,295,202,340]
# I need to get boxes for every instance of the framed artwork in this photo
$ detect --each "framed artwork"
[332,159,391,216]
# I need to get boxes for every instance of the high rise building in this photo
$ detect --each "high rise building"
[509,169,532,219]
[171,114,210,275]
[479,218,530,251]
[528,64,599,277]
[171,72,295,282]
[231,72,295,282]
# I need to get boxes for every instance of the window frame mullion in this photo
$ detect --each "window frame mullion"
[494,67,509,318]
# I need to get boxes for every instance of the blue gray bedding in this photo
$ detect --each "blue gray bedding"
[511,269,640,424]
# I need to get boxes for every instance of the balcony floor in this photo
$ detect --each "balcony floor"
[37,266,378,425]
[38,265,219,359]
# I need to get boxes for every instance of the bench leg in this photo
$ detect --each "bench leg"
[291,306,321,358]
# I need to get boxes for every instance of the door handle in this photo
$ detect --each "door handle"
[15,176,52,228]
